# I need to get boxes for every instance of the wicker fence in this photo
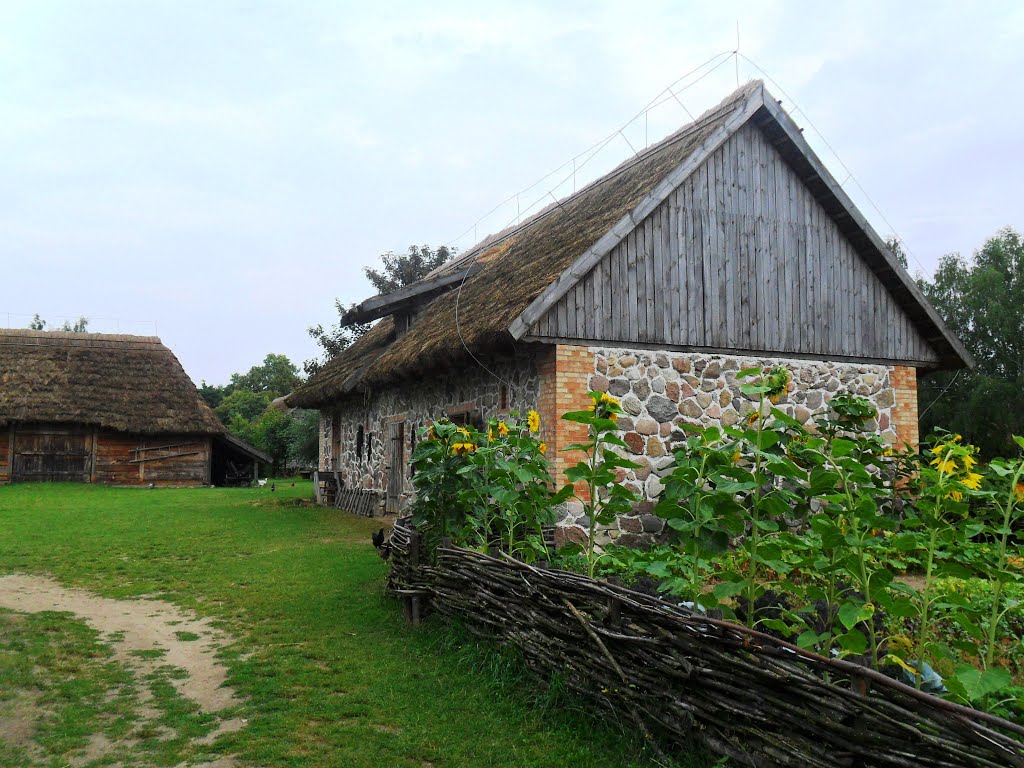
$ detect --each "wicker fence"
[386,518,1024,768]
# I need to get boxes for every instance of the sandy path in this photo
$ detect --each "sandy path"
[0,573,245,765]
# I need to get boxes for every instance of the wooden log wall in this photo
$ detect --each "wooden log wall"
[94,432,210,486]
[0,427,10,483]
[387,519,1024,768]
[532,122,939,366]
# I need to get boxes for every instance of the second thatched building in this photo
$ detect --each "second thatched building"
[0,330,269,486]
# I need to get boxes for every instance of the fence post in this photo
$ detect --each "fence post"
[409,529,422,626]
[607,575,622,627]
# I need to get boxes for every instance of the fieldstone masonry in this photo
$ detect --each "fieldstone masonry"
[319,350,546,511]
[555,345,913,548]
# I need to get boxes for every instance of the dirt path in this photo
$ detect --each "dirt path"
[0,573,245,766]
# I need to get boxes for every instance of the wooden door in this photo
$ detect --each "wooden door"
[386,421,405,515]
[12,426,91,482]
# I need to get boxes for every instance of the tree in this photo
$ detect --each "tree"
[287,409,320,465]
[364,244,454,295]
[28,314,46,330]
[250,407,294,475]
[919,227,1024,458]
[304,300,370,377]
[215,389,273,425]
[198,381,224,410]
[229,353,302,398]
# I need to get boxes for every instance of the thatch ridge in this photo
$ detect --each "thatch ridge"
[288,82,760,409]
[0,329,223,435]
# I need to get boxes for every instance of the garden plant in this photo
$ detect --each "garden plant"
[404,373,1024,722]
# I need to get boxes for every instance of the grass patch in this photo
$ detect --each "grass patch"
[0,482,709,767]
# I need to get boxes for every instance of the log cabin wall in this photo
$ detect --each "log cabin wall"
[529,122,940,367]
[93,432,211,486]
[0,425,211,486]
[0,427,10,483]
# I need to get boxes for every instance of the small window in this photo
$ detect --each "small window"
[366,432,373,459]
[449,410,485,432]
[356,425,364,460]
[500,385,509,411]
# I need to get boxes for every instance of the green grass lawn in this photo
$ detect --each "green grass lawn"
[0,482,704,767]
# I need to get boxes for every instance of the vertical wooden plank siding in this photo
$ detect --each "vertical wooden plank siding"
[530,122,939,364]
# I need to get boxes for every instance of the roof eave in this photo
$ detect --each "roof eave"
[344,264,481,324]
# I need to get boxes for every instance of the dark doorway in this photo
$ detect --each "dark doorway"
[11,425,91,482]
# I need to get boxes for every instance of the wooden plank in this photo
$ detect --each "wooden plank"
[603,246,613,342]
[644,215,656,342]
[703,156,716,345]
[636,221,649,342]
[713,148,727,347]
[626,228,638,342]
[591,258,604,340]
[689,183,704,345]
[725,140,739,348]
[662,196,676,343]
[90,427,98,484]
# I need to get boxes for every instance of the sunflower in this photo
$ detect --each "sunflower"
[538,442,547,454]
[527,410,540,433]
[930,456,958,475]
[487,427,495,442]
[497,421,509,436]
[452,442,476,455]
[961,472,983,491]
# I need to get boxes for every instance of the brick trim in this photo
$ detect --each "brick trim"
[891,365,919,451]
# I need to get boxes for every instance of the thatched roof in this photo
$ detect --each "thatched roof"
[0,330,223,434]
[289,78,969,409]
[290,83,763,408]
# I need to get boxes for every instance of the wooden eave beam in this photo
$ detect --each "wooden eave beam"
[343,264,482,324]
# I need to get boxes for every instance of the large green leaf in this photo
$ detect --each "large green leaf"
[952,666,1011,701]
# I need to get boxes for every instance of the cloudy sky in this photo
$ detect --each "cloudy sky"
[1,1,1021,385]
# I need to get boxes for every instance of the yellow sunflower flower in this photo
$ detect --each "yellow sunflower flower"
[527,410,540,433]
[488,428,495,442]
[961,472,983,491]
[452,442,476,455]
[962,453,977,471]
[538,442,547,454]
[497,421,509,436]
[930,456,958,475]
[947,489,964,502]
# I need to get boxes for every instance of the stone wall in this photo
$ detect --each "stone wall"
[555,345,913,547]
[317,347,550,511]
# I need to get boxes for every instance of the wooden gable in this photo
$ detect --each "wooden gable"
[525,120,940,366]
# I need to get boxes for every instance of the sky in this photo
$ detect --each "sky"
[1,1,1022,385]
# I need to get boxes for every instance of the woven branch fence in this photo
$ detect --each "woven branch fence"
[387,518,1024,768]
